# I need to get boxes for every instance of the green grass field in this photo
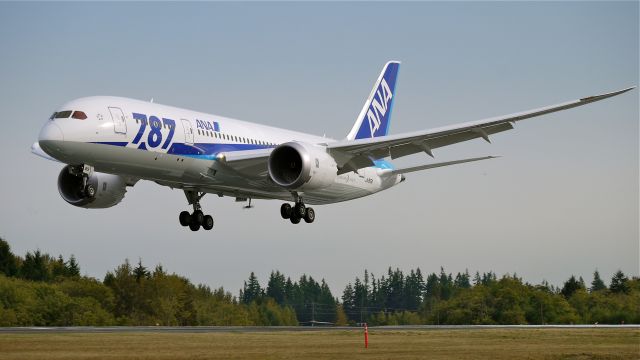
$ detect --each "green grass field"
[0,329,637,360]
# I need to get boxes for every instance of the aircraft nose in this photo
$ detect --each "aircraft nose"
[38,122,64,143]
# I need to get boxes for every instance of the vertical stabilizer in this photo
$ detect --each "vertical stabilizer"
[346,61,401,140]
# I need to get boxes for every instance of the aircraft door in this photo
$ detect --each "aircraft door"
[108,107,127,134]
[182,119,194,145]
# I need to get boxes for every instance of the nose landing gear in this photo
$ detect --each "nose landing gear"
[68,164,96,198]
[180,190,214,231]
[280,198,315,224]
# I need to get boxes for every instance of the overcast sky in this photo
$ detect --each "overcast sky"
[0,2,637,295]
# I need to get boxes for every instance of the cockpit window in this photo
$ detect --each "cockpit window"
[55,110,72,118]
[72,111,87,120]
[49,112,56,120]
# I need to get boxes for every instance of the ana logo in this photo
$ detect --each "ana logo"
[367,78,393,137]
[196,119,220,132]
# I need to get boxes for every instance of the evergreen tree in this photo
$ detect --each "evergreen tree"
[153,264,166,277]
[284,277,295,304]
[481,271,497,286]
[133,258,150,283]
[353,277,368,322]
[590,270,606,292]
[387,268,405,309]
[404,269,424,311]
[473,271,482,286]
[424,272,440,300]
[561,275,585,298]
[0,238,18,277]
[241,272,262,304]
[51,255,68,278]
[341,283,355,319]
[454,270,471,289]
[610,270,629,294]
[21,250,49,281]
[266,271,286,304]
[439,267,453,300]
[66,255,80,277]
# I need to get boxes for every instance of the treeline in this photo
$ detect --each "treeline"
[240,271,346,325]
[341,268,639,325]
[0,238,296,326]
[1,237,638,326]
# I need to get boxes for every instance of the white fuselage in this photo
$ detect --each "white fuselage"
[38,96,402,205]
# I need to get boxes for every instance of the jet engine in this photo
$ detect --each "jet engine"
[57,165,130,208]
[268,142,338,191]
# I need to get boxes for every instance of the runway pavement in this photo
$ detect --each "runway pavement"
[0,324,637,333]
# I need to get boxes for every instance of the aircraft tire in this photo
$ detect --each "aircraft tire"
[280,203,292,219]
[192,210,205,225]
[179,211,191,226]
[304,207,315,223]
[290,215,301,224]
[202,215,214,230]
[294,203,306,218]
[189,222,200,231]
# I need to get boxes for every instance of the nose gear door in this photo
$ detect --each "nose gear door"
[108,107,127,134]
[181,119,194,145]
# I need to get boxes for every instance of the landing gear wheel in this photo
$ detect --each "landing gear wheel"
[189,222,201,231]
[280,203,292,219]
[192,210,205,225]
[294,203,306,218]
[85,184,96,197]
[304,207,315,223]
[202,215,214,230]
[290,215,301,224]
[179,211,191,226]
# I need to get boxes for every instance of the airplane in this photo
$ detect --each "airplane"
[33,61,634,231]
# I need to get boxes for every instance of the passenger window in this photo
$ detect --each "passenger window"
[72,111,87,120]
[55,111,72,118]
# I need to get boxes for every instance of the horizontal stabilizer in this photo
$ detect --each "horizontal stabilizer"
[391,156,498,175]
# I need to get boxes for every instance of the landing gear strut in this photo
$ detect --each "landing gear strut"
[180,190,214,231]
[280,196,315,224]
[69,164,96,198]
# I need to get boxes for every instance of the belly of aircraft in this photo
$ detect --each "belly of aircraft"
[63,141,377,205]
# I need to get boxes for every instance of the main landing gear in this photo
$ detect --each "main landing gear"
[280,198,315,224]
[179,190,214,231]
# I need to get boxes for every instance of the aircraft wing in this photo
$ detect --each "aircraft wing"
[328,87,635,174]
[215,148,273,178]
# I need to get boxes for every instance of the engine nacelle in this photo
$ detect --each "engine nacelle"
[58,165,128,208]
[268,142,338,191]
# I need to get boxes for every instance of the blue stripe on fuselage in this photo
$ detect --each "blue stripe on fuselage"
[91,142,394,168]
[92,141,274,159]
